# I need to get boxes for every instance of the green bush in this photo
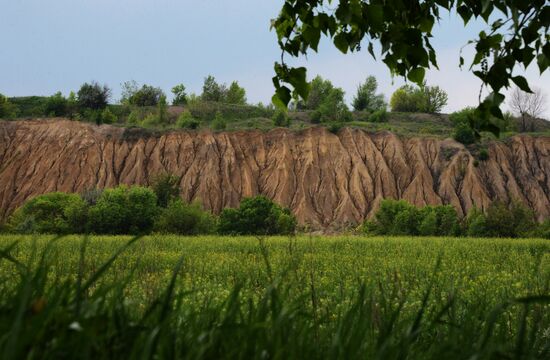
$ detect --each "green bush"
[128,85,165,107]
[211,111,227,130]
[218,195,296,235]
[44,92,68,117]
[77,82,111,110]
[536,220,550,239]
[6,193,87,234]
[150,173,180,208]
[478,148,489,161]
[272,110,290,127]
[154,199,216,235]
[0,94,19,118]
[352,76,387,112]
[87,186,158,234]
[465,208,489,237]
[101,108,117,124]
[368,109,388,123]
[327,122,343,134]
[465,201,537,238]
[453,122,476,145]
[363,200,461,236]
[176,110,200,129]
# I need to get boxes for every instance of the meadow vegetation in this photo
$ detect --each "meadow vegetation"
[0,235,548,359]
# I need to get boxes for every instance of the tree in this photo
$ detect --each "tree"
[201,75,227,102]
[154,199,215,235]
[120,80,139,105]
[77,82,111,110]
[417,84,448,113]
[0,94,19,118]
[6,192,87,234]
[390,85,419,112]
[272,110,290,127]
[218,195,296,235]
[150,173,180,208]
[508,87,547,131]
[390,83,447,113]
[44,92,68,117]
[128,85,165,107]
[304,76,335,110]
[225,81,247,105]
[352,76,386,112]
[271,0,550,137]
[171,84,188,105]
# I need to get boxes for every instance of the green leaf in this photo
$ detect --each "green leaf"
[407,67,425,84]
[511,76,532,93]
[537,54,549,73]
[334,32,349,53]
[288,67,309,100]
[272,86,292,108]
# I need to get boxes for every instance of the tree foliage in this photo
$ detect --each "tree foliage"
[218,195,297,235]
[271,0,550,137]
[226,81,247,105]
[77,82,111,110]
[0,94,19,118]
[171,84,188,105]
[352,76,386,112]
[128,85,165,107]
[390,83,447,113]
[201,75,227,102]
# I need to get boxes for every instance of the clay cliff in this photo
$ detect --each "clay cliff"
[1,119,549,228]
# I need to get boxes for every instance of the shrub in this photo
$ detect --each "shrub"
[101,108,117,124]
[225,81,247,105]
[218,195,296,235]
[363,200,461,236]
[478,148,489,161]
[150,173,180,208]
[211,111,227,130]
[465,208,489,237]
[0,94,19,118]
[6,193,87,234]
[129,85,165,107]
[390,83,447,113]
[453,122,476,145]
[44,92,68,117]
[272,110,290,127]
[390,85,420,112]
[418,205,461,236]
[327,122,343,134]
[77,82,111,110]
[87,186,158,234]
[465,201,537,238]
[154,199,216,235]
[171,84,187,105]
[201,75,227,102]
[352,76,386,112]
[368,109,388,123]
[536,220,550,239]
[176,110,200,129]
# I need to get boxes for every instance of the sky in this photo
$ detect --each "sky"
[1,0,549,117]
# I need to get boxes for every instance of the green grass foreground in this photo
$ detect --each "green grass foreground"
[0,235,549,359]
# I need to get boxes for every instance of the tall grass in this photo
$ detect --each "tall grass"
[0,235,548,359]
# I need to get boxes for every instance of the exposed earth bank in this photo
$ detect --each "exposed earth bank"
[1,119,549,229]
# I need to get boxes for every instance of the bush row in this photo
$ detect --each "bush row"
[3,184,296,236]
[363,199,550,238]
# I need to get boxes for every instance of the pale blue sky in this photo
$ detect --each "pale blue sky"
[1,0,549,116]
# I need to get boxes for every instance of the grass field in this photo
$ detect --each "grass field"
[0,235,549,358]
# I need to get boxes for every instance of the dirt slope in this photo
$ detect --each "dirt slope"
[1,119,549,228]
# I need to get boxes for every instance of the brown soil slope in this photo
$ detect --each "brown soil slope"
[1,120,549,228]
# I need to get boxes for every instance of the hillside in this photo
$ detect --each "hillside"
[1,119,549,229]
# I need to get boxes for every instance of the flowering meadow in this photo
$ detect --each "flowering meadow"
[0,235,548,359]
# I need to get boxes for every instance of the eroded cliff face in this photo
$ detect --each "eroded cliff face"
[1,119,549,228]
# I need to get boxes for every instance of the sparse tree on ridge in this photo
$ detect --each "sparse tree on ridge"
[225,81,247,105]
[77,82,111,110]
[352,76,386,112]
[509,87,547,132]
[171,84,188,105]
[201,75,227,102]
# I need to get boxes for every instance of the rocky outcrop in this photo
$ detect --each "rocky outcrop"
[1,119,549,228]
